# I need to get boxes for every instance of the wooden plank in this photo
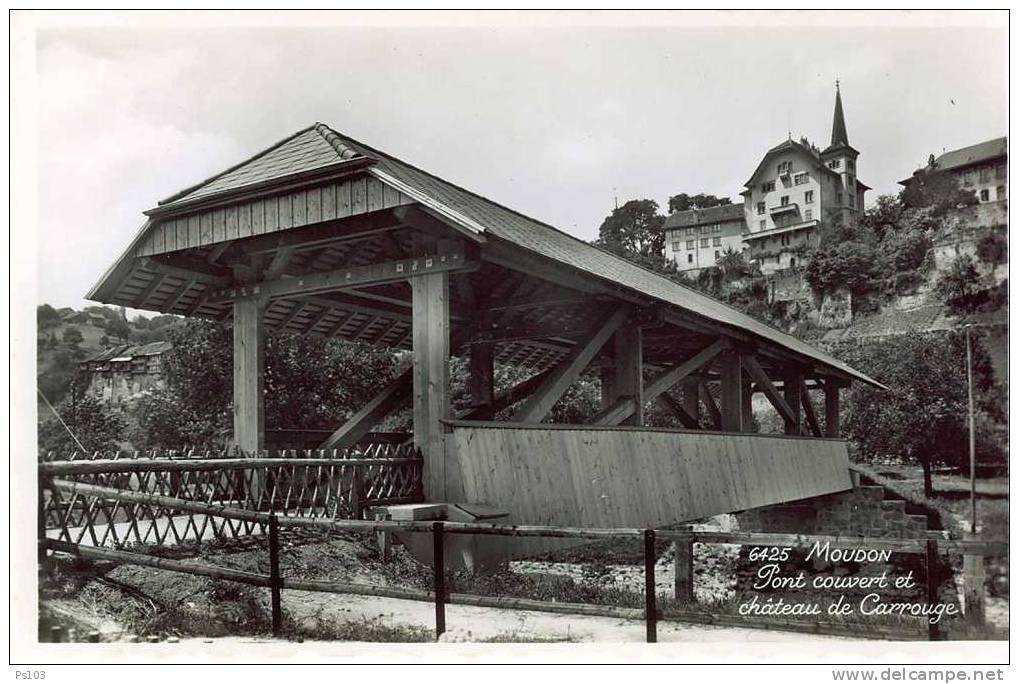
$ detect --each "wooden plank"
[319,368,413,450]
[321,184,337,221]
[207,251,475,304]
[800,378,823,437]
[512,307,629,424]
[460,367,556,420]
[783,371,803,435]
[292,189,308,227]
[262,246,296,281]
[743,355,797,427]
[133,270,168,308]
[233,297,265,453]
[306,186,322,225]
[412,271,450,499]
[612,327,643,426]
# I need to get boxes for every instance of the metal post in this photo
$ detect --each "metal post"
[432,521,446,639]
[644,529,657,643]
[268,514,282,635]
[966,325,977,534]
[926,539,941,641]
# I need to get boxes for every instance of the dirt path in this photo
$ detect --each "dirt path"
[280,590,848,643]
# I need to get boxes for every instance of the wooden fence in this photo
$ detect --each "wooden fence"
[37,478,1007,643]
[39,447,423,548]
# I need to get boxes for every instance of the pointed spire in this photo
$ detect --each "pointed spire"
[830,80,849,147]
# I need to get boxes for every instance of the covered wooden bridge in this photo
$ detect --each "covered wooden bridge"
[89,122,883,530]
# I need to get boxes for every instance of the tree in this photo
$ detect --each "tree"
[106,315,132,344]
[37,304,60,329]
[934,255,983,315]
[595,199,666,262]
[38,392,126,455]
[831,332,999,497]
[976,232,1008,265]
[667,193,732,214]
[62,326,84,347]
[804,240,876,295]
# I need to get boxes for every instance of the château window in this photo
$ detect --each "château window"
[762,181,776,192]
[995,164,1007,180]
[805,209,813,221]
[997,185,1006,200]
[828,159,841,169]
[756,201,765,214]
[837,192,843,204]
[805,190,814,204]
[980,168,991,183]
[700,238,709,248]
[794,172,808,185]
[712,224,721,233]
[759,220,766,230]
[686,240,694,249]
[980,189,989,202]
[780,195,790,206]
[672,241,681,252]
[713,236,721,246]
[847,160,855,172]
[688,254,693,264]
[686,228,695,236]
[714,251,720,259]
[777,161,793,174]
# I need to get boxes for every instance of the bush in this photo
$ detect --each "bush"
[804,240,875,295]
[976,232,1008,265]
[934,255,983,314]
[37,304,60,329]
[62,326,84,346]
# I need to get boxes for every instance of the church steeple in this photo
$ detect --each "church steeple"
[830,80,849,147]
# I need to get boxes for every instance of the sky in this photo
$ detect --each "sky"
[29,12,1008,310]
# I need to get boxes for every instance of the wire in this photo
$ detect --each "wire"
[37,386,88,454]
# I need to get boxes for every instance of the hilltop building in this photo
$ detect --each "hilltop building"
[740,84,869,275]
[80,341,171,405]
[899,137,1007,205]
[662,203,745,274]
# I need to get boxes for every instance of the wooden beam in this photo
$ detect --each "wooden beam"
[680,376,700,424]
[783,371,803,435]
[469,342,495,420]
[742,355,797,428]
[207,251,475,304]
[272,301,306,332]
[512,307,629,423]
[459,366,556,420]
[612,327,643,426]
[158,278,194,313]
[147,255,230,286]
[236,207,405,255]
[319,368,413,451]
[699,378,723,429]
[233,297,265,453]
[824,378,841,438]
[263,245,297,281]
[656,392,699,429]
[719,348,745,432]
[134,270,168,308]
[412,271,450,499]
[644,339,729,400]
[801,378,823,437]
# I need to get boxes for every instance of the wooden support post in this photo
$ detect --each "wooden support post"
[926,539,941,641]
[656,393,699,429]
[742,378,754,428]
[681,376,700,426]
[673,538,694,605]
[351,465,365,521]
[963,534,986,629]
[783,372,803,435]
[824,379,841,438]
[432,521,446,639]
[611,327,643,426]
[412,271,450,500]
[37,475,48,568]
[719,349,745,432]
[469,342,495,420]
[599,365,616,410]
[375,511,392,563]
[233,297,265,454]
[699,378,722,429]
[644,529,657,643]
[268,514,282,636]
[800,378,823,438]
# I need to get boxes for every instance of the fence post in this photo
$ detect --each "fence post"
[432,521,446,640]
[351,465,364,520]
[644,529,657,643]
[673,535,694,605]
[925,539,941,641]
[268,514,282,636]
[962,533,986,629]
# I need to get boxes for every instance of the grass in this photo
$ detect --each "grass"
[279,615,433,642]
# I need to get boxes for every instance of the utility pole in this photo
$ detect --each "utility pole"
[965,324,976,534]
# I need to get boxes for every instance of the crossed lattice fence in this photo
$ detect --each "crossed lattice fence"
[39,445,424,548]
